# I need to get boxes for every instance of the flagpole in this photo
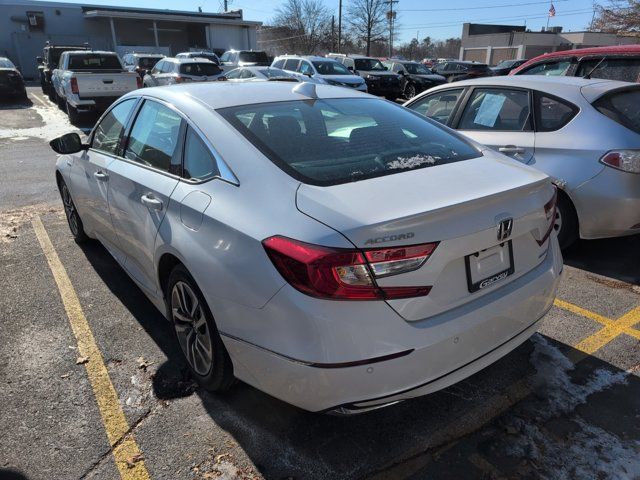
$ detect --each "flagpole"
[546,1,552,30]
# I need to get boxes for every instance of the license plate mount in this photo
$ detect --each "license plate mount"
[465,241,514,293]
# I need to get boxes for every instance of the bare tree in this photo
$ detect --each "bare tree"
[345,0,388,56]
[272,0,332,54]
[591,0,640,33]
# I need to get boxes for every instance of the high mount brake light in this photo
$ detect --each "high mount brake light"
[262,236,437,300]
[537,186,558,246]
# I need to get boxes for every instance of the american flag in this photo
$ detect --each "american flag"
[549,2,556,16]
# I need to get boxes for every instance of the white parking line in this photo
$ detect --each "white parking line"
[30,92,48,107]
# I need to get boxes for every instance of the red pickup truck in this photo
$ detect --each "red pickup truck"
[509,45,640,83]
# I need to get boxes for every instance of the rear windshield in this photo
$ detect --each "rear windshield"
[593,88,640,134]
[354,58,386,71]
[312,61,351,75]
[218,98,481,186]
[138,57,162,69]
[239,51,269,63]
[576,57,640,83]
[180,62,221,76]
[68,54,122,71]
[0,58,15,68]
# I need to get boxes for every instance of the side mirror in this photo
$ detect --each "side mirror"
[383,66,389,71]
[50,133,87,155]
[36,56,43,64]
[305,71,313,77]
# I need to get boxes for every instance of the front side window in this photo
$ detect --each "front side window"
[125,100,183,173]
[459,88,531,131]
[151,60,164,74]
[408,89,464,125]
[183,128,220,180]
[91,99,137,155]
[576,57,640,83]
[240,69,255,79]
[298,61,313,75]
[218,98,480,186]
[220,52,231,63]
[312,61,350,75]
[519,60,572,76]
[535,93,578,132]
[284,59,300,71]
[139,57,161,69]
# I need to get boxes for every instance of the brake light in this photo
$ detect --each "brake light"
[537,186,557,246]
[70,77,79,94]
[136,76,143,89]
[600,150,640,174]
[262,236,436,300]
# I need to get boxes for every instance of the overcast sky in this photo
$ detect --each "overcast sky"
[43,0,599,43]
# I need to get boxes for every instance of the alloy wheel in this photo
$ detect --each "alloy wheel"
[171,281,213,376]
[61,184,79,236]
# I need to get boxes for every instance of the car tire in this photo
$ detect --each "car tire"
[404,83,417,100]
[66,101,80,124]
[167,265,235,392]
[555,191,578,250]
[57,93,65,110]
[58,179,89,244]
[385,94,397,101]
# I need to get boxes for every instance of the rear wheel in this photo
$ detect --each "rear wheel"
[167,265,235,392]
[66,101,80,124]
[59,179,89,243]
[404,83,417,99]
[555,191,578,249]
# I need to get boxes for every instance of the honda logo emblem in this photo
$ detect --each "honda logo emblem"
[497,218,513,241]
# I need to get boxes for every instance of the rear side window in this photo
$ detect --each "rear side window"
[183,128,220,180]
[576,58,640,83]
[180,63,221,76]
[535,93,578,132]
[272,59,285,69]
[593,88,640,134]
[125,100,183,174]
[284,59,300,71]
[459,88,531,131]
[92,99,137,155]
[408,89,463,125]
[218,98,480,186]
[519,60,572,76]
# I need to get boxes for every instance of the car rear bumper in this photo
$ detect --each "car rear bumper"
[221,235,562,412]
[70,95,120,112]
[573,166,640,239]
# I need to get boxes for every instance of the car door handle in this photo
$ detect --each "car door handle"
[498,146,526,154]
[94,171,109,181]
[141,194,163,211]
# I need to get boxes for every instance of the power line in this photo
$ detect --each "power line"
[397,0,572,12]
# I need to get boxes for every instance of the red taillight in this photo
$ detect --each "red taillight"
[136,76,143,89]
[600,150,640,174]
[537,186,558,246]
[70,77,79,94]
[262,236,436,300]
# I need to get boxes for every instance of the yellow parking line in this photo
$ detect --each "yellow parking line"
[574,306,640,355]
[30,92,48,107]
[553,299,613,327]
[32,216,150,480]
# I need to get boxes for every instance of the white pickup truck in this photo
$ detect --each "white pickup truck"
[52,50,141,123]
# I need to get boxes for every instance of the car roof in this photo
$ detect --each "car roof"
[132,81,366,111]
[512,44,640,74]
[167,57,216,63]
[422,75,633,102]
[130,53,164,57]
[65,50,117,55]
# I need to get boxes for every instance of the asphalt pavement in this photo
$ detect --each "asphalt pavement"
[0,87,639,480]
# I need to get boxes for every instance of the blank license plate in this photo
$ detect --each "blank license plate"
[465,241,514,293]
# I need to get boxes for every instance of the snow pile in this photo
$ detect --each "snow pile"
[0,105,79,141]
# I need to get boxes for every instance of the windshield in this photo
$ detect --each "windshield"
[68,54,122,71]
[180,62,221,76]
[354,59,386,71]
[312,61,351,75]
[258,68,290,78]
[405,63,432,75]
[239,51,269,63]
[495,60,516,68]
[593,88,640,134]
[0,58,15,69]
[218,98,480,186]
[138,57,162,68]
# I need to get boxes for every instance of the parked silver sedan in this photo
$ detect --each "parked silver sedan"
[50,82,561,413]
[405,76,640,248]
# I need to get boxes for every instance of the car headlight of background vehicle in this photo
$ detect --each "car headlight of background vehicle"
[366,74,380,80]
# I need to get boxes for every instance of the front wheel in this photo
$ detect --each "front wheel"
[404,83,417,99]
[167,265,235,392]
[59,179,89,243]
[555,192,578,249]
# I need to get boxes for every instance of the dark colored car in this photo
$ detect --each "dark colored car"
[37,42,90,98]
[122,53,165,77]
[0,57,27,100]
[510,45,640,83]
[383,59,446,99]
[490,59,526,76]
[330,54,403,100]
[434,61,493,83]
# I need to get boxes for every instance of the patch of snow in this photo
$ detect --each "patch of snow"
[387,154,438,170]
[0,105,79,141]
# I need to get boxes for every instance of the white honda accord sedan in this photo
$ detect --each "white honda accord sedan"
[50,81,562,413]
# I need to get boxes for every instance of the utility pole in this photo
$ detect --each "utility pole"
[385,0,398,58]
[331,16,336,52]
[337,0,342,53]
[224,0,227,12]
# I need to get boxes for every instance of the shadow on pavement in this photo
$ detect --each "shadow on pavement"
[76,240,639,479]
[563,234,640,285]
[0,468,31,480]
[0,97,33,110]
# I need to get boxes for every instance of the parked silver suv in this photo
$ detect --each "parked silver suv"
[143,57,223,86]
[271,55,367,92]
